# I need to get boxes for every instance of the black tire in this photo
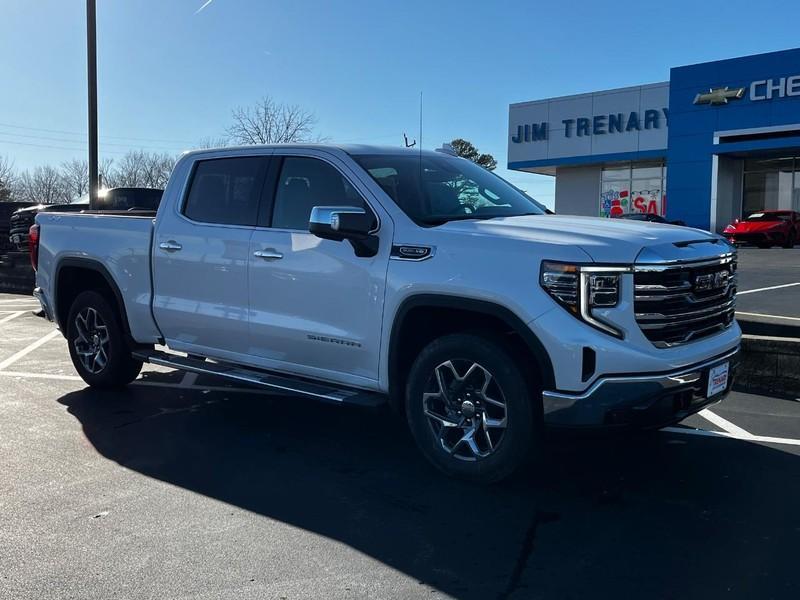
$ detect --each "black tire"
[783,233,795,249]
[66,290,142,388]
[405,333,540,484]
[757,243,771,249]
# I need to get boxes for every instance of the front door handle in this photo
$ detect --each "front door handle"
[159,240,182,252]
[253,249,283,260]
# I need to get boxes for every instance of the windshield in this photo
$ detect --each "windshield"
[745,212,791,222]
[353,153,546,225]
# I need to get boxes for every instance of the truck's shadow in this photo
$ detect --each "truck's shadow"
[58,381,800,599]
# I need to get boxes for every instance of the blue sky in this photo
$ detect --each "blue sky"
[2,0,800,206]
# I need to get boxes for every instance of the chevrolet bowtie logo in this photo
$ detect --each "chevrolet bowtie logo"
[693,86,746,105]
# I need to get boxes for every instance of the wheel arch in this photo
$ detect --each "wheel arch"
[387,294,555,412]
[54,257,132,340]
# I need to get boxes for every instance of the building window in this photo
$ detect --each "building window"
[742,157,800,218]
[599,162,667,218]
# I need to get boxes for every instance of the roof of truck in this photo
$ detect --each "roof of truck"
[181,143,451,159]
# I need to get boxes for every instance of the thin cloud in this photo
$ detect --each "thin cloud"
[194,0,215,15]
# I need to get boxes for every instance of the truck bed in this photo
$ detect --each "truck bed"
[35,212,162,344]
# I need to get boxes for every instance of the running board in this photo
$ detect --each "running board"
[132,349,386,408]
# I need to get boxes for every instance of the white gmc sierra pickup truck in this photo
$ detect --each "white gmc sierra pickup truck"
[32,144,740,483]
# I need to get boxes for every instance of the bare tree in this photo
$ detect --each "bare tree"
[0,155,16,201]
[99,157,116,188]
[141,152,176,188]
[112,150,148,187]
[15,165,67,204]
[101,150,175,189]
[226,96,320,145]
[60,158,89,201]
[196,136,230,149]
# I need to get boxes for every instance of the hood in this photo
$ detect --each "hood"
[730,220,786,233]
[435,214,721,263]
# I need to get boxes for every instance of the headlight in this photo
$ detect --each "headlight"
[540,261,629,337]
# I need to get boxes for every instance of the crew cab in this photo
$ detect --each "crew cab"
[31,145,741,483]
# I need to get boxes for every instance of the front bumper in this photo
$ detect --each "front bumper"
[542,346,739,427]
[725,232,785,245]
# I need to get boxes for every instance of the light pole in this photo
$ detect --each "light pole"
[86,0,98,204]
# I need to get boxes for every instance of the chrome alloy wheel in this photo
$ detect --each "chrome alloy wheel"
[422,360,508,461]
[72,307,110,374]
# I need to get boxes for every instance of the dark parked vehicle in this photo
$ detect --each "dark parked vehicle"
[1,201,37,291]
[613,213,687,226]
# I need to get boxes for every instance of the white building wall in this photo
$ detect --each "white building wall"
[508,82,670,168]
[554,165,601,216]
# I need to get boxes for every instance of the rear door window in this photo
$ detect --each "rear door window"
[183,157,268,226]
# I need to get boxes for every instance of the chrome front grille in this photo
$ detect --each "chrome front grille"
[633,255,737,348]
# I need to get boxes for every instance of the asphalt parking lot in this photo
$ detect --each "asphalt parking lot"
[736,246,800,334]
[2,293,800,599]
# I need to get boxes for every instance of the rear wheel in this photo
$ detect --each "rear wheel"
[405,333,540,484]
[783,233,795,249]
[67,290,142,388]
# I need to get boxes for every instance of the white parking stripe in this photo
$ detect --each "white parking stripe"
[0,371,82,381]
[698,408,752,437]
[738,282,800,295]
[0,330,61,371]
[0,369,272,396]
[736,311,800,322]
[0,311,25,324]
[663,426,800,447]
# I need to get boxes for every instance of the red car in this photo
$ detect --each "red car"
[723,210,800,248]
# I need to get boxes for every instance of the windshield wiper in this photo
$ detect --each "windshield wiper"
[418,212,546,226]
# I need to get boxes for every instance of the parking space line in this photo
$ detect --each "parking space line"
[698,408,752,437]
[0,311,26,324]
[0,330,61,371]
[0,369,272,396]
[663,426,800,447]
[0,371,83,381]
[738,282,800,295]
[736,311,800,322]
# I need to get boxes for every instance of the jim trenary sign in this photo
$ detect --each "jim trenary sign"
[511,107,668,143]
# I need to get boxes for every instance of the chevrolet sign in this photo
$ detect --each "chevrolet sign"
[693,87,745,105]
[694,75,800,106]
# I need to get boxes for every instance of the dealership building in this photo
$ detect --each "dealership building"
[508,47,800,231]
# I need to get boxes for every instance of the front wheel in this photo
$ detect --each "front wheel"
[405,333,540,484]
[67,290,142,388]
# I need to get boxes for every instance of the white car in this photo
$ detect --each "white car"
[31,144,740,483]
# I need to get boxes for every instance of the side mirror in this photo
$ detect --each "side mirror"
[309,205,378,257]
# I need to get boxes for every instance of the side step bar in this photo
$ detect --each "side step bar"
[132,349,386,408]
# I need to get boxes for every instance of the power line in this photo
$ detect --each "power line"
[0,129,184,152]
[0,121,195,145]
[0,137,142,155]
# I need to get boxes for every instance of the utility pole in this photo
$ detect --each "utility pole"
[86,0,98,204]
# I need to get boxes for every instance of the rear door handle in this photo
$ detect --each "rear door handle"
[159,240,182,252]
[253,249,283,260]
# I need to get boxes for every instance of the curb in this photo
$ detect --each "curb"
[736,334,800,397]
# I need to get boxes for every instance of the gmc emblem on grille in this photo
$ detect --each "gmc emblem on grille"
[694,270,729,292]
